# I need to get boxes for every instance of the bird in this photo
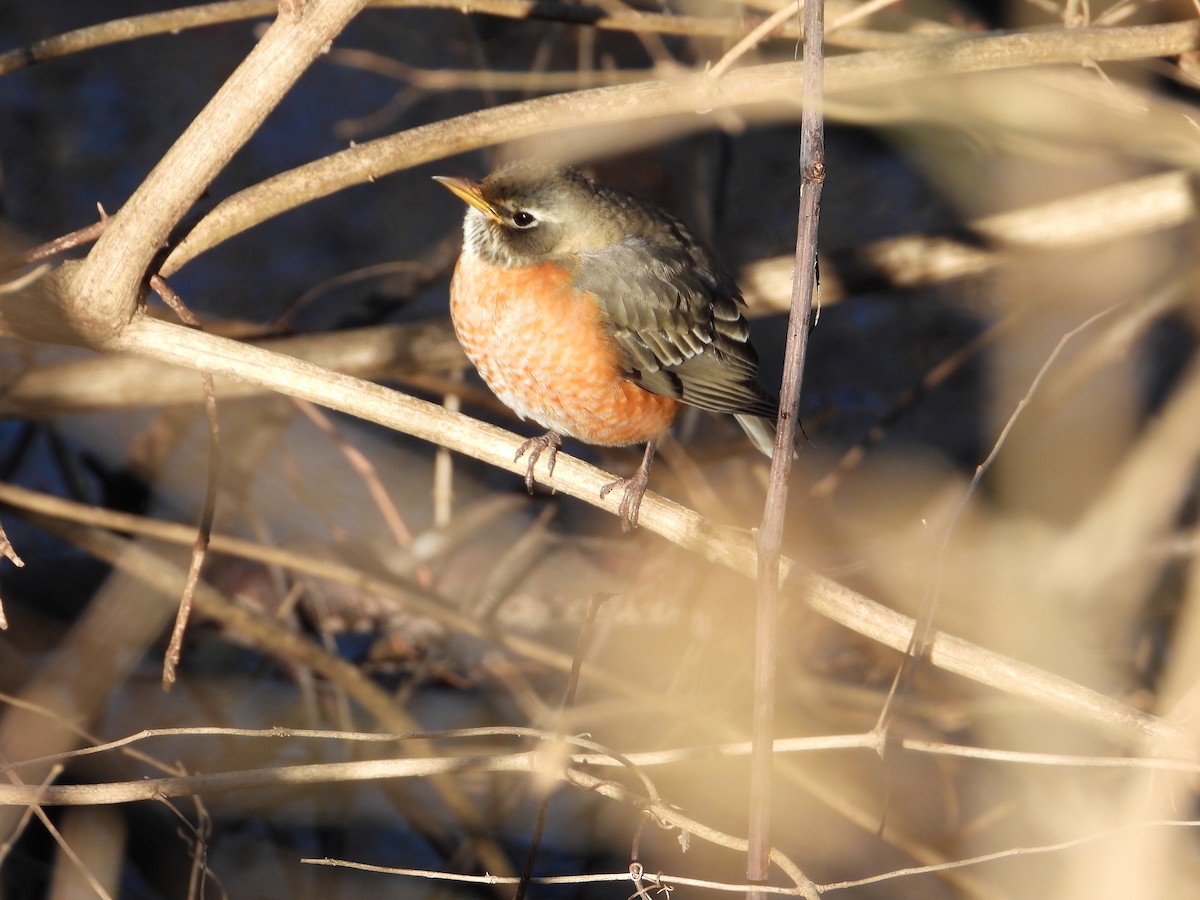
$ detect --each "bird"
[435,161,782,530]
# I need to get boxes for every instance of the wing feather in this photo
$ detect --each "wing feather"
[571,236,778,419]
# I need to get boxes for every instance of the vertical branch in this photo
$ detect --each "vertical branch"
[151,276,222,689]
[748,0,825,895]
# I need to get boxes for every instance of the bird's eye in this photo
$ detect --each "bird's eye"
[511,210,538,229]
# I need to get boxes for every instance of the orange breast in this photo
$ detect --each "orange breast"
[450,251,679,446]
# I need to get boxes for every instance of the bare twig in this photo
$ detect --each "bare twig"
[16,513,517,880]
[0,1,277,75]
[0,733,814,891]
[0,766,62,869]
[817,819,1200,892]
[0,483,606,689]
[748,0,824,895]
[0,692,189,780]
[303,859,814,893]
[514,594,608,900]
[0,0,816,79]
[301,816,1200,896]
[708,0,803,80]
[150,276,221,689]
[0,522,23,629]
[826,0,904,33]
[42,807,122,900]
[810,311,1021,499]
[873,303,1122,736]
[272,259,444,329]
[0,218,108,277]
[0,264,50,296]
[329,46,651,91]
[741,167,1200,314]
[15,723,1200,775]
[292,399,419,553]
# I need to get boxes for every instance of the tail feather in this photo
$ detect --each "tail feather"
[735,414,785,458]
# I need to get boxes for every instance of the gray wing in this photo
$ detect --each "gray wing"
[570,236,778,419]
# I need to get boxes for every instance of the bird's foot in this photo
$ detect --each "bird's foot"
[598,473,649,533]
[598,441,657,532]
[515,432,562,493]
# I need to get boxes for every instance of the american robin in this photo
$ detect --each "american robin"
[435,161,781,530]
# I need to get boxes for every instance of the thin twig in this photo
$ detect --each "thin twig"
[328,46,652,90]
[17,513,517,880]
[33,805,117,900]
[748,0,823,895]
[708,0,803,80]
[0,727,665,810]
[514,594,608,900]
[0,0,814,79]
[809,310,1022,500]
[291,398,426,568]
[272,259,442,329]
[150,275,221,690]
[433,372,462,529]
[875,302,1123,734]
[303,859,813,894]
[817,818,1200,892]
[0,520,23,629]
[743,167,1200,316]
[0,765,62,869]
[0,264,50,296]
[0,218,108,277]
[0,691,189,779]
[303,811,1200,896]
[827,0,904,33]
[0,482,610,690]
[15,722,1198,781]
[0,738,817,889]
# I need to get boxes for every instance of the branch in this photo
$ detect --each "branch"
[158,20,1200,278]
[73,312,1176,745]
[749,0,824,889]
[0,0,859,78]
[0,321,464,414]
[71,0,372,340]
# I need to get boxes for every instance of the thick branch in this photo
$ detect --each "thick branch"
[80,312,1175,746]
[160,20,1200,277]
[71,0,371,342]
[0,320,463,414]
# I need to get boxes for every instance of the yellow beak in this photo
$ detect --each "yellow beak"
[433,176,502,222]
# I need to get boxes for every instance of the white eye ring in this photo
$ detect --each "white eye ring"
[511,210,538,228]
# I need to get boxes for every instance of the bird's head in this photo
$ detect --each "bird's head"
[435,162,631,268]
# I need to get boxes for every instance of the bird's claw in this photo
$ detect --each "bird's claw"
[599,441,657,532]
[517,435,655,532]
[599,471,650,533]
[515,432,562,493]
